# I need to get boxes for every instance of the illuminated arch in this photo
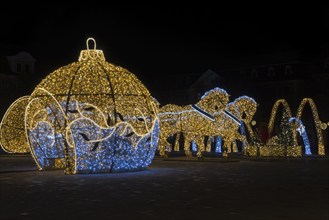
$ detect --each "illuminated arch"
[267,99,296,146]
[0,96,30,153]
[296,98,325,155]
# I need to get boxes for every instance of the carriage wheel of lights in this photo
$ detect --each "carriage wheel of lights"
[0,96,30,153]
[4,37,160,174]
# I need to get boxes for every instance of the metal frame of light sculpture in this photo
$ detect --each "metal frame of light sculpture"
[23,38,159,174]
[0,96,30,153]
[157,87,230,157]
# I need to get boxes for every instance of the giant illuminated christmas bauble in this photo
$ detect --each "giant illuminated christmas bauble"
[25,38,159,174]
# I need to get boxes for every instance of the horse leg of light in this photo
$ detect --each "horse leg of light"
[196,136,205,158]
[232,141,238,152]
[206,136,212,152]
[158,131,172,157]
[158,135,166,157]
[184,133,192,157]
[225,140,232,154]
[223,140,232,155]
[222,139,228,157]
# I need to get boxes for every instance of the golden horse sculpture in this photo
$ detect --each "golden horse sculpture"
[184,95,257,157]
[215,96,257,156]
[158,93,257,158]
[157,87,230,157]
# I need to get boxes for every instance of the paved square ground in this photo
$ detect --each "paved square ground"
[1,155,328,220]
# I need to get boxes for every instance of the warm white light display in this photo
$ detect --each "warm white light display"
[158,89,257,157]
[158,87,230,157]
[1,38,160,174]
[247,98,326,157]
[2,39,325,168]
[265,98,326,156]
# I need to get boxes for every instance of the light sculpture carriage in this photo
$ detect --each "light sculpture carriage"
[0,38,160,174]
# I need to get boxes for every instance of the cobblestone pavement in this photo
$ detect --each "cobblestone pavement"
[0,155,328,220]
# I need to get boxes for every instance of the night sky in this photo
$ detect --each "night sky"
[1,3,328,83]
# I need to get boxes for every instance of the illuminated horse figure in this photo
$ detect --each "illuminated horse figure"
[202,95,257,156]
[219,96,257,156]
[158,87,230,157]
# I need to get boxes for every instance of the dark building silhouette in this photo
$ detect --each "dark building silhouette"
[0,49,41,118]
[152,47,328,119]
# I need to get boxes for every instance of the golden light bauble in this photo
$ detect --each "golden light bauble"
[25,38,159,174]
[320,123,327,130]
